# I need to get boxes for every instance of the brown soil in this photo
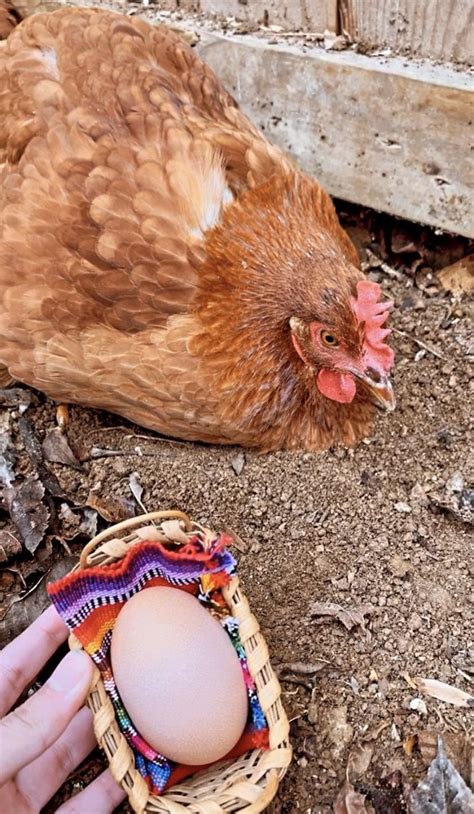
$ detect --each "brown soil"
[1,7,473,812]
[1,202,472,813]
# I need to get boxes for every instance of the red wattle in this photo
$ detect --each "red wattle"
[317,369,356,404]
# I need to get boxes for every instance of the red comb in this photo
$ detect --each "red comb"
[351,281,394,373]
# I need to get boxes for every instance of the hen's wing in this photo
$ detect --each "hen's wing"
[0,8,293,438]
[0,7,290,337]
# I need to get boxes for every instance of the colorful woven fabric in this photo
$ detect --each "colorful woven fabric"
[48,534,269,794]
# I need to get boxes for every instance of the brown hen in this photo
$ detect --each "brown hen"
[0,8,395,451]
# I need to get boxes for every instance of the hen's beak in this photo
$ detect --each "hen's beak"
[353,370,396,412]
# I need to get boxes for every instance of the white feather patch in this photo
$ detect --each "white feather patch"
[172,147,233,241]
[40,48,60,81]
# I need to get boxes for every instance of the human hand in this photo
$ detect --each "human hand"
[0,604,125,813]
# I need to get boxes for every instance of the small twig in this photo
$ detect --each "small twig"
[279,675,314,690]
[3,566,27,589]
[456,668,473,685]
[222,526,249,553]
[392,328,445,360]
[422,550,443,561]
[363,249,404,280]
[125,434,190,447]
[129,472,148,514]
[278,660,332,675]
[261,29,325,40]
[379,260,404,280]
[85,426,190,447]
[88,447,172,460]
[8,572,46,606]
[317,506,331,526]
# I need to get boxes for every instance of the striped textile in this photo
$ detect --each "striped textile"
[48,533,269,793]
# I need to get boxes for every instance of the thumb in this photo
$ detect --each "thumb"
[0,650,94,784]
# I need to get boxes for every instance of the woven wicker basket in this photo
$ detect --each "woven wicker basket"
[68,510,292,814]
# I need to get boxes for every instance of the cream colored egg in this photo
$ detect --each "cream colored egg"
[111,586,249,765]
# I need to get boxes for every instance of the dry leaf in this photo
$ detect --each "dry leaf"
[4,477,49,554]
[230,451,246,475]
[0,411,16,487]
[403,734,418,756]
[324,30,350,51]
[18,416,66,498]
[436,254,474,294]
[0,529,22,562]
[368,770,411,814]
[0,387,35,410]
[333,780,371,813]
[326,705,354,757]
[362,720,391,742]
[310,602,375,638]
[58,504,98,541]
[389,555,413,578]
[278,661,330,676]
[417,731,473,788]
[409,738,474,813]
[78,508,98,539]
[413,677,473,708]
[347,742,375,782]
[429,486,474,527]
[86,493,135,523]
[129,471,144,505]
[0,556,76,645]
[42,427,83,469]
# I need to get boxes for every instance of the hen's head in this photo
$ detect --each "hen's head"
[289,280,395,411]
[195,170,395,449]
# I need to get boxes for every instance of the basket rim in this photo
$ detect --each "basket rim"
[70,510,292,814]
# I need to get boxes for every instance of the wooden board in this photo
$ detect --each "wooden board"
[339,0,474,64]
[196,32,474,237]
[165,0,473,63]
[199,1,336,34]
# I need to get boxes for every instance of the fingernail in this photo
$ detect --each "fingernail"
[48,650,92,694]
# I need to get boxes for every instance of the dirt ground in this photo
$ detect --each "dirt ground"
[1,4,473,812]
[1,199,472,813]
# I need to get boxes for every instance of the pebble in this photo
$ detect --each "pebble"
[395,502,412,513]
[397,637,410,653]
[409,697,428,715]
[409,612,423,631]
[445,471,464,493]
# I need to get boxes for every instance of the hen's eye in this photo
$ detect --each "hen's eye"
[321,330,339,347]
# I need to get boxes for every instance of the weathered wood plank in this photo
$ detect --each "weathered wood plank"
[199,1,333,33]
[339,0,474,64]
[197,33,474,237]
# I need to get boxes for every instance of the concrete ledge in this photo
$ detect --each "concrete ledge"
[196,32,474,237]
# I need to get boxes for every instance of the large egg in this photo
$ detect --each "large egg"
[111,586,249,765]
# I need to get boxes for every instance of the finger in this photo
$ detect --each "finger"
[0,604,68,716]
[0,650,94,785]
[16,706,96,811]
[56,768,126,814]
